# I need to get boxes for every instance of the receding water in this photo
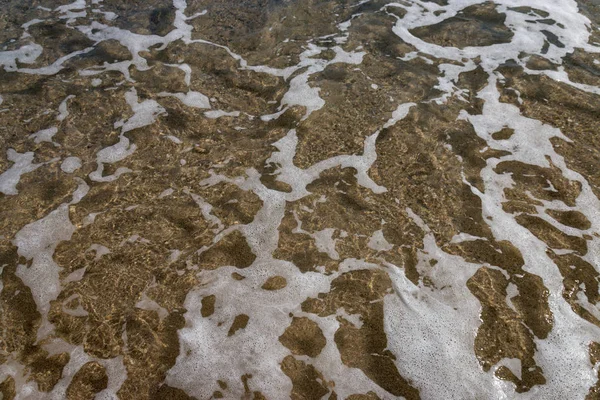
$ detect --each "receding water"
[0,0,600,399]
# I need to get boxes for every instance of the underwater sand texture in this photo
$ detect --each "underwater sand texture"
[0,0,600,398]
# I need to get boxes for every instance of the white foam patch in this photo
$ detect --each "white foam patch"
[293,215,340,260]
[61,156,82,173]
[19,48,94,76]
[2,0,598,397]
[383,208,503,398]
[166,63,193,86]
[362,2,600,396]
[450,232,486,243]
[200,20,366,121]
[171,1,600,396]
[13,179,89,342]
[274,44,365,120]
[29,126,58,144]
[61,294,89,317]
[311,228,339,260]
[57,95,75,121]
[89,134,135,182]
[301,313,390,399]
[165,135,183,144]
[0,44,43,72]
[136,292,169,321]
[450,73,600,399]
[166,262,332,398]
[0,149,41,195]
[158,91,210,109]
[56,0,87,21]
[169,60,394,394]
[367,229,394,251]
[259,107,287,122]
[89,88,166,181]
[185,190,225,233]
[74,0,206,81]
[63,266,88,285]
[204,110,240,119]
[21,18,44,34]
[388,0,600,97]
[158,188,174,198]
[81,212,102,227]
[264,129,386,200]
[92,8,118,21]
[120,88,166,133]
[3,337,130,400]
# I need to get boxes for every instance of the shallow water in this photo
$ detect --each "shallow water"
[0,0,599,398]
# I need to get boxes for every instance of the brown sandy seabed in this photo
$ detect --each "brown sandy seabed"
[0,0,599,398]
